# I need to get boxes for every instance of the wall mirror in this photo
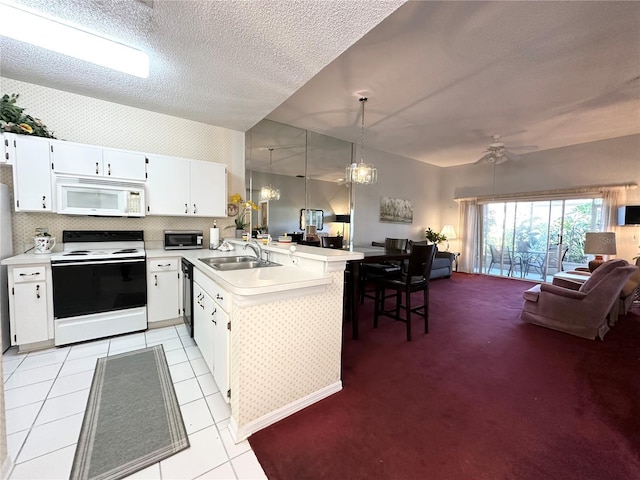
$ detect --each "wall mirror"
[299,209,324,231]
[246,119,352,238]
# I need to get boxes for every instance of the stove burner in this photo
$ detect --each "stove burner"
[113,249,138,254]
[65,250,90,256]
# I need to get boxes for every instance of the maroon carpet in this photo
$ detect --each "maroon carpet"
[249,273,640,480]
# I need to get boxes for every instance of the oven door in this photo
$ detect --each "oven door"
[52,258,147,319]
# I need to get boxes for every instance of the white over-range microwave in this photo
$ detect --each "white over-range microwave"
[55,176,145,217]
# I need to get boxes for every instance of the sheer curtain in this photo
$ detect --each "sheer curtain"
[601,188,620,231]
[458,199,478,273]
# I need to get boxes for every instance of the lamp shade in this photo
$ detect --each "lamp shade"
[440,224,457,240]
[583,232,616,255]
[335,214,351,223]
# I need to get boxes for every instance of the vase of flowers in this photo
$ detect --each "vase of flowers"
[425,227,446,247]
[0,93,56,138]
[226,193,258,237]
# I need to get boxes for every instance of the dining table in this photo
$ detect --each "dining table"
[347,246,411,339]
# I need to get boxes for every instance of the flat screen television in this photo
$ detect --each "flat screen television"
[618,205,640,225]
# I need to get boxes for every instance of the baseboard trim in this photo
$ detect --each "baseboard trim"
[147,317,182,329]
[229,381,342,442]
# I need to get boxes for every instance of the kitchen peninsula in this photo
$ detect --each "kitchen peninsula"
[150,240,362,441]
[2,240,363,442]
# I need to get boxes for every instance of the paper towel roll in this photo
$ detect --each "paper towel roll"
[210,227,220,249]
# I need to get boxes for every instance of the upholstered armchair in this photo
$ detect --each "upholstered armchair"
[521,259,638,339]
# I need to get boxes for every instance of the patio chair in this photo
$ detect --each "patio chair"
[525,245,569,278]
[488,245,522,277]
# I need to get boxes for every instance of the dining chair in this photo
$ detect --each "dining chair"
[373,243,437,341]
[360,238,409,303]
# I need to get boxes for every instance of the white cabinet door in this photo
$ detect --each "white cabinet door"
[147,271,180,324]
[145,154,190,216]
[12,134,53,212]
[212,303,229,399]
[51,141,103,177]
[12,281,48,345]
[193,283,215,374]
[102,149,146,181]
[190,160,227,217]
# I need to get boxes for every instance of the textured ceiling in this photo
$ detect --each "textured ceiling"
[268,1,640,167]
[1,1,638,171]
[0,0,404,132]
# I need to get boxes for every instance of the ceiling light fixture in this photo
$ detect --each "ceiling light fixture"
[345,97,377,185]
[261,148,280,201]
[0,3,149,78]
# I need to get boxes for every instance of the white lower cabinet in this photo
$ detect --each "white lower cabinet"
[193,283,215,372]
[8,264,54,347]
[193,269,230,401]
[146,258,182,324]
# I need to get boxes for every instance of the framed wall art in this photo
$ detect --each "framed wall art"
[380,196,413,224]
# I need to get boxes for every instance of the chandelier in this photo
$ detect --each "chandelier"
[345,97,377,185]
[260,148,280,201]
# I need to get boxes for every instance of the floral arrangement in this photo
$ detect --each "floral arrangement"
[425,227,447,245]
[226,193,258,230]
[0,93,56,138]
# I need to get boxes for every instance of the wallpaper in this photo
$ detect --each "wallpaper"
[0,77,244,255]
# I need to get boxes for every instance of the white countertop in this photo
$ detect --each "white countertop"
[2,240,363,297]
[147,240,362,296]
[1,253,54,266]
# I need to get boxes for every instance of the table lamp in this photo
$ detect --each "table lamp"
[583,232,616,272]
[440,224,457,252]
[335,214,351,245]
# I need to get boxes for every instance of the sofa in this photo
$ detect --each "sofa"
[521,259,638,339]
[559,256,640,319]
[431,251,456,279]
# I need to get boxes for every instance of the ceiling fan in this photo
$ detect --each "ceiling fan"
[474,134,536,165]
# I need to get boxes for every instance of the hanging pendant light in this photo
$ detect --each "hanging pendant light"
[260,148,280,201]
[345,97,377,185]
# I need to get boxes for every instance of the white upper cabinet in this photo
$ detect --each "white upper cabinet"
[51,141,146,182]
[190,160,226,217]
[146,154,226,217]
[102,148,147,181]
[9,134,53,212]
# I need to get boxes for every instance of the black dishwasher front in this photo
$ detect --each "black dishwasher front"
[181,258,194,337]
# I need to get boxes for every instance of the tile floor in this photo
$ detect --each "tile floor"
[2,324,267,479]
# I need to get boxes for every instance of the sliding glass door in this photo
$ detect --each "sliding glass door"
[479,197,603,281]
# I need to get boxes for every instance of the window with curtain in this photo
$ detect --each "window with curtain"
[478,196,603,281]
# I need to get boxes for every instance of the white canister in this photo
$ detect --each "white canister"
[34,236,56,254]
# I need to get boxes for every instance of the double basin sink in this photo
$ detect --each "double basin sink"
[199,256,281,271]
